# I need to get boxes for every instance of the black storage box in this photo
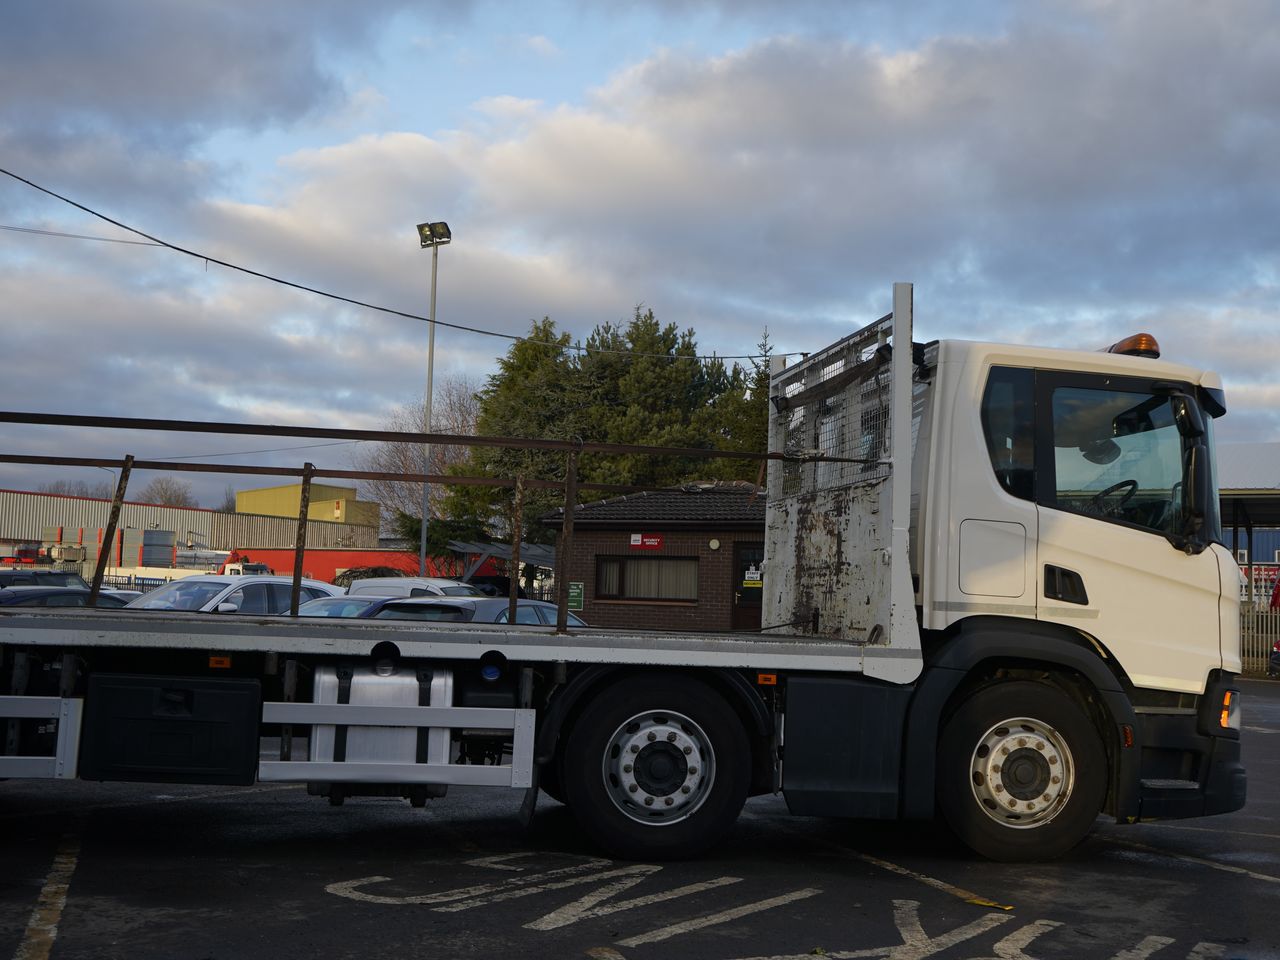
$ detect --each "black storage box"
[79,674,261,785]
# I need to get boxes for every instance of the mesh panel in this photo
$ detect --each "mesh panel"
[769,316,896,500]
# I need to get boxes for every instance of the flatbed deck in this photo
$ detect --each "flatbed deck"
[0,608,906,673]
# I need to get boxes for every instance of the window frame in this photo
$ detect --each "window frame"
[595,555,699,602]
[1033,370,1199,541]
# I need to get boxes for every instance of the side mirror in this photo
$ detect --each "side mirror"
[1171,394,1205,438]
[1180,442,1210,549]
[215,602,239,614]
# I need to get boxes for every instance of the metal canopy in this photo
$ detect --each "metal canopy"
[448,540,556,581]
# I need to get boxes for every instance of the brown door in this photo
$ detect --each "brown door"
[731,542,764,630]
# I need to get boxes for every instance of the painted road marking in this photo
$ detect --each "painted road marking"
[724,901,1227,960]
[527,872,742,930]
[615,887,823,948]
[1103,836,1280,885]
[13,834,80,960]
[748,815,1013,911]
[325,858,611,906]
[723,899,1010,959]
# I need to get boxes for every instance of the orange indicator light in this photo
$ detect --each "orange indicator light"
[209,655,231,669]
[756,673,778,686]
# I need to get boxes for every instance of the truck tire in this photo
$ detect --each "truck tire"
[937,680,1106,862]
[562,674,750,860]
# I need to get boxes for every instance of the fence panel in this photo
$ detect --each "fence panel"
[1241,607,1280,676]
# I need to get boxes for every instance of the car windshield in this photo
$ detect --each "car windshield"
[41,572,91,588]
[128,580,227,610]
[296,597,381,617]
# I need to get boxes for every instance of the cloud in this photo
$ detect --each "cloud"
[3,0,1279,508]
[523,35,561,57]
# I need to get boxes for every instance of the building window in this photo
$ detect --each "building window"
[597,556,698,601]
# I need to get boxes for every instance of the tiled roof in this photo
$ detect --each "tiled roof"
[546,481,765,527]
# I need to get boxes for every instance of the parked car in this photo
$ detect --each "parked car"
[0,586,128,607]
[101,589,145,602]
[295,594,586,626]
[126,575,341,614]
[345,576,485,599]
[0,569,90,589]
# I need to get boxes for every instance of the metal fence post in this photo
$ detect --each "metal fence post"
[89,455,133,606]
[555,448,580,633]
[508,473,525,624]
[290,463,315,616]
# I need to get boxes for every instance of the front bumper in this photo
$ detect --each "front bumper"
[1132,671,1246,820]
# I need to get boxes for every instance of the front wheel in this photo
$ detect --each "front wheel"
[561,674,750,860]
[937,681,1107,862]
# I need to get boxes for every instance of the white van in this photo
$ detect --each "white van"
[345,576,485,598]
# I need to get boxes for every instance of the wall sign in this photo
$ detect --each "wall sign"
[567,582,584,611]
[629,533,663,550]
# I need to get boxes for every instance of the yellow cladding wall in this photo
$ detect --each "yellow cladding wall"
[236,484,379,529]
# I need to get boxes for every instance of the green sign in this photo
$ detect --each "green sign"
[567,582,585,611]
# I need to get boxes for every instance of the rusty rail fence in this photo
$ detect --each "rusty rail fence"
[0,410,866,627]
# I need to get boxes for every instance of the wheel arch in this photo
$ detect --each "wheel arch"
[536,664,774,793]
[901,616,1140,821]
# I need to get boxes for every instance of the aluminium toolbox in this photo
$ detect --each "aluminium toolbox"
[310,664,453,766]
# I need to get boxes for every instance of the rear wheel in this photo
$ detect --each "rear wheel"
[937,681,1106,862]
[562,674,750,860]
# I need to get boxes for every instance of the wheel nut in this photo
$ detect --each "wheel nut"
[623,764,633,773]
[1042,793,1051,801]
[1051,775,1061,784]
[681,786,691,794]
[1048,756,1058,765]
[683,746,692,755]
[992,764,1002,774]
[647,732,657,742]
[1018,738,1027,747]
[667,732,677,741]
[664,797,673,806]
[644,796,654,806]
[1000,747,1009,756]
[1035,742,1044,751]
[630,745,639,754]
[995,784,1004,793]
[688,767,698,776]
[1008,799,1017,808]
[629,784,639,793]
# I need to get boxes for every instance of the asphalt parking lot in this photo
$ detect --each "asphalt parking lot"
[2,678,1277,960]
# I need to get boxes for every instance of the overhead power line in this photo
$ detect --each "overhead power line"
[0,167,791,363]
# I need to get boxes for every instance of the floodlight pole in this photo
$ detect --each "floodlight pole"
[418,237,441,577]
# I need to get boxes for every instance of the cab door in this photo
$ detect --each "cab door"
[1033,373,1222,693]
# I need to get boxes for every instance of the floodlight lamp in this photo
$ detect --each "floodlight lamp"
[416,221,452,247]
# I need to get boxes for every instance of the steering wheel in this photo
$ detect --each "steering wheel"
[1089,479,1138,515]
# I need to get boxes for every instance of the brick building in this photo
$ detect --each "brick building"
[546,481,765,632]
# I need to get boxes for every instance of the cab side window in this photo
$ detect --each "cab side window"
[980,366,1035,501]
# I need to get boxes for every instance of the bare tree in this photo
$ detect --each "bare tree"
[136,475,198,508]
[38,478,115,499]
[353,375,480,532]
[214,484,238,513]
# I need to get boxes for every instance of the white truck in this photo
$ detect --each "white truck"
[0,283,1244,862]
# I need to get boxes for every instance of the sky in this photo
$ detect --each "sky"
[1,0,1278,507]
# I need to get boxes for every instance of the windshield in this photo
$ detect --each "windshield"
[128,580,226,610]
[1049,385,1217,543]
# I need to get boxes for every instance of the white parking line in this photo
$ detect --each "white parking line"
[13,834,80,960]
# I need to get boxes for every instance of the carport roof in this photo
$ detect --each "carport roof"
[1219,442,1280,530]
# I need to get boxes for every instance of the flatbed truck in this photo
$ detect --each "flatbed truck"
[0,283,1245,862]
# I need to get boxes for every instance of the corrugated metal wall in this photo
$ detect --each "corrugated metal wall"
[1,490,376,551]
